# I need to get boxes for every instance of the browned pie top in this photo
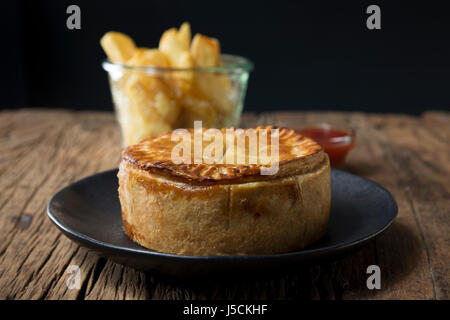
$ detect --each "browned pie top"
[122,126,326,185]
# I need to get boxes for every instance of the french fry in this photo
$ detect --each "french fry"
[112,82,169,146]
[159,24,194,91]
[190,34,220,68]
[153,90,181,125]
[159,28,186,67]
[173,51,195,92]
[190,33,233,116]
[177,22,191,51]
[118,102,171,145]
[179,87,220,128]
[127,48,170,67]
[125,73,181,125]
[195,73,235,115]
[100,31,136,63]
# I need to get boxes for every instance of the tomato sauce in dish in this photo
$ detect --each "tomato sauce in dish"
[298,125,355,167]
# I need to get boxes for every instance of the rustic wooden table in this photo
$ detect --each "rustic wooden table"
[0,109,448,300]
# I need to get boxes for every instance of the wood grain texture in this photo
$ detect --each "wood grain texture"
[0,109,448,300]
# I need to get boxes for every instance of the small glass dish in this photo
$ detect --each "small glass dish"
[297,123,356,167]
[102,54,254,147]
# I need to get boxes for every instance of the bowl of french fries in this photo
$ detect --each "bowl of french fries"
[101,23,253,146]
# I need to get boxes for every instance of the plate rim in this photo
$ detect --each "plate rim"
[47,168,398,262]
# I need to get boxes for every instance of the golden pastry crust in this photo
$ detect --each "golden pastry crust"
[118,126,331,256]
[122,126,324,185]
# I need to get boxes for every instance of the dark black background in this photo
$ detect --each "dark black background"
[2,0,450,114]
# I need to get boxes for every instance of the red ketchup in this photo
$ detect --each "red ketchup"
[298,125,355,167]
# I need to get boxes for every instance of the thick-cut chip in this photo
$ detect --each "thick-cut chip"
[153,90,181,124]
[101,31,136,63]
[125,73,181,125]
[112,82,171,146]
[177,22,191,51]
[159,28,187,67]
[175,51,194,82]
[159,28,180,60]
[118,104,171,146]
[190,34,234,118]
[159,24,195,91]
[126,110,171,146]
[179,87,220,128]
[127,48,170,67]
[190,34,220,68]
[195,73,235,115]
[189,33,230,118]
[158,23,194,69]
[177,51,194,69]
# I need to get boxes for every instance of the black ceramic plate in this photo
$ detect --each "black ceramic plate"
[47,169,397,277]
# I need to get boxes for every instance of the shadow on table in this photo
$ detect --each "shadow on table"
[144,221,422,299]
[340,162,382,177]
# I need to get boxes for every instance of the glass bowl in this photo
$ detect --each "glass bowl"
[102,54,253,146]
